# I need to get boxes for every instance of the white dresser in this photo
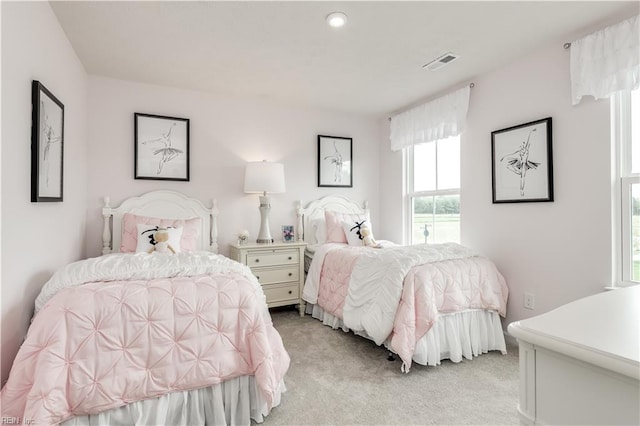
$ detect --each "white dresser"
[508,286,639,425]
[229,241,306,316]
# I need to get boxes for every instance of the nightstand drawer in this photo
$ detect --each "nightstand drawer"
[263,283,300,304]
[229,241,306,317]
[246,250,299,267]
[253,266,299,285]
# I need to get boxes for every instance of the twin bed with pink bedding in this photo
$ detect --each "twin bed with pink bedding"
[0,191,289,425]
[297,196,509,372]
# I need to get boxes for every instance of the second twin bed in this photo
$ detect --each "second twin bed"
[297,195,509,372]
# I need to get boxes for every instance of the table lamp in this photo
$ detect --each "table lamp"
[244,161,285,243]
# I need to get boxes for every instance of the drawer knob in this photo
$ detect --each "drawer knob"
[288,272,293,277]
[288,256,292,260]
[255,259,260,263]
[288,290,292,295]
[256,276,260,280]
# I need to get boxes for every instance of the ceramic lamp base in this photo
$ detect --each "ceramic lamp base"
[256,195,273,243]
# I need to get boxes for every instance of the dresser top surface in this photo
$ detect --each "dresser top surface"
[510,285,639,364]
[229,241,307,250]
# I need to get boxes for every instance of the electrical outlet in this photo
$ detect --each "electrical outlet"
[524,292,535,310]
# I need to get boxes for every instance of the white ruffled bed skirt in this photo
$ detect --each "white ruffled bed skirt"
[306,304,506,367]
[61,376,286,426]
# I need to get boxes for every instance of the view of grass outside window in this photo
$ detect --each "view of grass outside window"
[407,137,460,245]
[412,195,460,244]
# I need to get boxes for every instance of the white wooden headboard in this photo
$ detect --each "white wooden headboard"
[296,195,368,245]
[102,190,219,254]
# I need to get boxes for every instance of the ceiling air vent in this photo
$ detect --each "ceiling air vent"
[423,52,460,71]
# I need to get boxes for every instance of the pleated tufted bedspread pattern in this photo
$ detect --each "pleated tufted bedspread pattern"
[305,243,507,372]
[1,253,290,425]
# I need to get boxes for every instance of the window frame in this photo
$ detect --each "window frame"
[404,138,460,245]
[612,89,639,286]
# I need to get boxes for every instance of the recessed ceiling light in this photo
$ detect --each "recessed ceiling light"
[326,12,348,28]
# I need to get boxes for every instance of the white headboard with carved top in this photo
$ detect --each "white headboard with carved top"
[102,190,219,254]
[296,195,368,245]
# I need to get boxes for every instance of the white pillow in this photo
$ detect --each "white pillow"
[341,218,374,247]
[135,224,183,253]
[311,217,327,244]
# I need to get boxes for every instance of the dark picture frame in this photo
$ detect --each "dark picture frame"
[491,117,553,203]
[31,80,64,202]
[135,113,190,181]
[318,135,352,187]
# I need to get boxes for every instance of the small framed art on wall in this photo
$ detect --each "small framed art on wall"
[318,135,352,187]
[491,117,553,203]
[31,80,64,202]
[135,113,190,181]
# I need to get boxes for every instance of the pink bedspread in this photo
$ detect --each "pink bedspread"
[1,271,290,425]
[317,248,363,319]
[315,245,508,371]
[390,256,508,370]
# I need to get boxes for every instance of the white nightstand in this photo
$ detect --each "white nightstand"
[229,240,307,316]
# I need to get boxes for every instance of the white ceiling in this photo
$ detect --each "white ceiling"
[50,1,638,118]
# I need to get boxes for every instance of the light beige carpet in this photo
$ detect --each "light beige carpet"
[262,307,520,426]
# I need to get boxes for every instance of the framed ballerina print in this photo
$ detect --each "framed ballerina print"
[135,113,190,181]
[491,117,553,203]
[31,80,64,202]
[318,135,352,187]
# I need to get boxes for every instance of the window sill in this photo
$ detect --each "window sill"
[604,282,639,291]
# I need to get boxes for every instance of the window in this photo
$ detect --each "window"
[613,88,640,285]
[405,136,460,244]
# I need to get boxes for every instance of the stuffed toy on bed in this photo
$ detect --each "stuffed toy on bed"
[360,226,380,248]
[144,226,177,254]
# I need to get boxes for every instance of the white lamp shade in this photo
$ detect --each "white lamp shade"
[244,161,285,194]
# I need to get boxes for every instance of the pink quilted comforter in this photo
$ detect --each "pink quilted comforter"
[306,243,508,371]
[1,252,290,425]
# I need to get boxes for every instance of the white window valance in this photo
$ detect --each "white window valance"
[570,14,639,105]
[390,85,470,152]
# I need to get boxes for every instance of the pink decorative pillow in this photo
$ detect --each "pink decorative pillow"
[120,213,201,253]
[324,210,371,243]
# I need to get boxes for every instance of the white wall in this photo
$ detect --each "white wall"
[1,2,88,382]
[380,38,613,328]
[464,43,611,327]
[85,76,382,258]
[378,120,403,242]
